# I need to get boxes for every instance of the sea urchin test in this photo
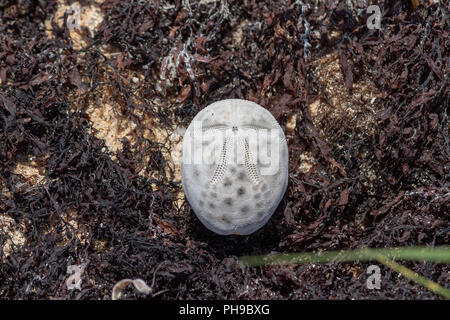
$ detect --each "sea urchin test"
[181,99,289,235]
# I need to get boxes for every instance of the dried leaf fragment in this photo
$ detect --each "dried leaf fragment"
[112,278,152,300]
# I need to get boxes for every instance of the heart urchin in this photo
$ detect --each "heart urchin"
[181,99,289,235]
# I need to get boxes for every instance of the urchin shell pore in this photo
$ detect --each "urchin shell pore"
[181,99,289,235]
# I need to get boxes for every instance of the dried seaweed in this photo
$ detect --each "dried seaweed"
[0,0,448,299]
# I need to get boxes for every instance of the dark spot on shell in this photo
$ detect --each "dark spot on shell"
[193,169,200,177]
[240,205,250,214]
[257,211,265,218]
[230,166,237,174]
[199,200,204,207]
[201,191,207,197]
[261,184,268,191]
[221,215,231,223]
[254,193,261,199]
[238,171,246,181]
[237,187,245,196]
[256,201,264,208]
[224,198,233,206]
[210,192,217,198]
[209,202,215,209]
[224,178,232,187]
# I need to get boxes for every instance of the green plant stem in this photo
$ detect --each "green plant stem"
[239,246,450,299]
[376,255,450,299]
[239,246,450,267]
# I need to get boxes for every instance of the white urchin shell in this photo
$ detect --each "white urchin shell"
[181,99,289,235]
